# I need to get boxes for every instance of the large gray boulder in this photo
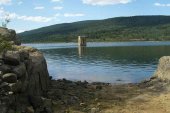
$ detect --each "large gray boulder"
[0,45,51,113]
[154,56,170,80]
[2,46,50,95]
[26,48,50,95]
[2,73,17,83]
[2,51,21,66]
[0,64,11,74]
[0,27,21,45]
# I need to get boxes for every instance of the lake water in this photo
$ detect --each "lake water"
[24,41,170,83]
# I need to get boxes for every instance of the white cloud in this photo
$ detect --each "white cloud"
[17,15,52,22]
[82,0,132,6]
[0,7,17,19]
[64,13,85,17]
[16,29,25,33]
[7,12,17,18]
[0,0,11,5]
[0,7,55,23]
[53,6,63,10]
[154,3,170,7]
[34,6,45,10]
[51,0,62,2]
[0,7,5,13]
[54,13,60,17]
[0,7,84,23]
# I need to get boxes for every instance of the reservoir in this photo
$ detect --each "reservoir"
[24,41,170,83]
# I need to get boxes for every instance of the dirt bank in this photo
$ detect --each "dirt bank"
[47,77,170,113]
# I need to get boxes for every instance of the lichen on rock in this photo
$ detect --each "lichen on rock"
[154,56,170,81]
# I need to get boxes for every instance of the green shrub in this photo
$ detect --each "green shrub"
[0,35,12,53]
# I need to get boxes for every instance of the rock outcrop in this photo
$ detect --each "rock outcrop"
[154,56,170,80]
[0,27,21,45]
[0,28,52,113]
[7,46,50,95]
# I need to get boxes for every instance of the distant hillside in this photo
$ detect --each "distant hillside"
[19,15,170,43]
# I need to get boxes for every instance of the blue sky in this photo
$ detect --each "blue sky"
[0,0,170,33]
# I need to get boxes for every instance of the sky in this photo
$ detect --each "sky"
[0,0,170,33]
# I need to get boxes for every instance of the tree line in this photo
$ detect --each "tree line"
[19,15,170,43]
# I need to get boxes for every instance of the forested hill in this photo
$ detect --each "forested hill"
[19,15,170,43]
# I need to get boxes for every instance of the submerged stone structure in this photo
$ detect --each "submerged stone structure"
[78,36,87,46]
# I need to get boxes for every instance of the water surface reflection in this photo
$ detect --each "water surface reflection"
[24,42,170,83]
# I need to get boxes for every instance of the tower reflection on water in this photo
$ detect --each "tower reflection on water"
[78,46,86,57]
[78,35,87,57]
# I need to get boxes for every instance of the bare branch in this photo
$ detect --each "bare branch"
[1,14,11,28]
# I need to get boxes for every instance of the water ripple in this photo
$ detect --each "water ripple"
[25,42,170,83]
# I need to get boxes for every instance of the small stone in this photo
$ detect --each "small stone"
[80,103,86,106]
[0,82,10,91]
[2,73,17,83]
[42,97,52,109]
[26,106,34,113]
[8,91,14,95]
[0,82,8,87]
[95,98,98,101]
[97,103,101,107]
[91,107,99,113]
[9,83,19,93]
[0,65,11,74]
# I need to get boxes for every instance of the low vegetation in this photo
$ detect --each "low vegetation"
[0,35,12,53]
[19,15,170,43]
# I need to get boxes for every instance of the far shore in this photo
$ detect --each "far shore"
[22,40,170,45]
[21,39,170,44]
